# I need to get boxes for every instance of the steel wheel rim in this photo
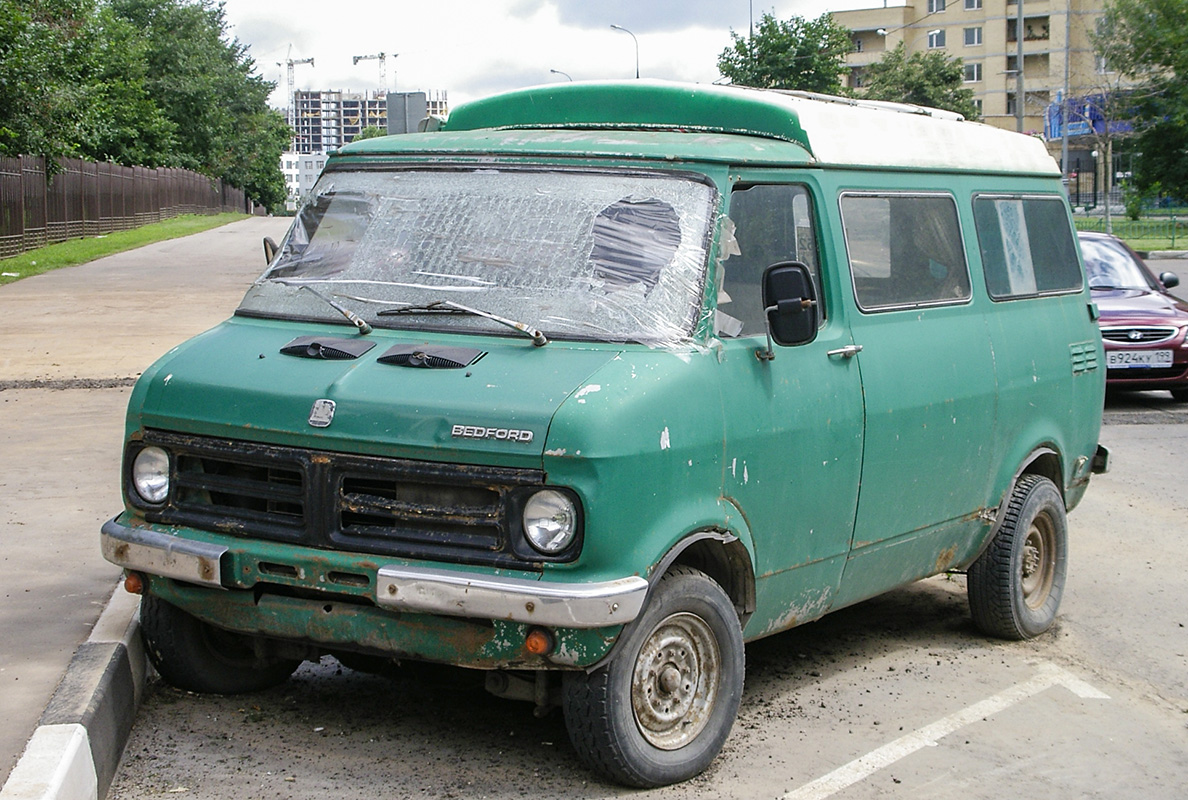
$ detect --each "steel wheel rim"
[1021,513,1057,609]
[631,612,721,750]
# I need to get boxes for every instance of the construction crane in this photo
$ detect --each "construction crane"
[277,46,315,128]
[352,52,391,89]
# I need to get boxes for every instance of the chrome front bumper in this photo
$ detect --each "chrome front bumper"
[101,518,649,628]
[101,519,227,588]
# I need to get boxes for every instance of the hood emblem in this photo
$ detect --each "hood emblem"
[309,399,336,428]
[1128,329,1143,341]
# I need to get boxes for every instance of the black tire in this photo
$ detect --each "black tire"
[968,475,1068,640]
[561,565,744,788]
[1170,388,1188,403]
[140,594,300,694]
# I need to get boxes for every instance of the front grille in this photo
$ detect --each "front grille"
[334,470,504,559]
[174,453,305,541]
[1101,326,1179,344]
[1108,366,1188,381]
[132,431,548,569]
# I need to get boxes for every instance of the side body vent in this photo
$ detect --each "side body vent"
[280,336,377,360]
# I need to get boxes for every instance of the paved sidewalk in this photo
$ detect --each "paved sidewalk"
[0,215,290,791]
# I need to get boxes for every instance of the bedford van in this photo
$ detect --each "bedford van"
[102,81,1108,787]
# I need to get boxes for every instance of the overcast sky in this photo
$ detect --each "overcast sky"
[220,0,885,110]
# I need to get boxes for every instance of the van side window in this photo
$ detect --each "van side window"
[973,195,1082,298]
[721,184,820,337]
[840,193,970,311]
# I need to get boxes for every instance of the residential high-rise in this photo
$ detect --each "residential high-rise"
[290,90,450,154]
[833,0,1115,138]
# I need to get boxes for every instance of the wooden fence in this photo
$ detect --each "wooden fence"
[0,156,253,259]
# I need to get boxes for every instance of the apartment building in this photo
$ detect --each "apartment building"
[280,152,329,211]
[290,90,450,154]
[833,0,1110,136]
[291,90,387,154]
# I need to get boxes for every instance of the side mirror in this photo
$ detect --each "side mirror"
[757,262,819,361]
[263,236,279,264]
[1160,271,1180,289]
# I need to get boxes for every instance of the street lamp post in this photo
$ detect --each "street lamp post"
[1015,0,1025,132]
[610,24,640,79]
[550,69,573,81]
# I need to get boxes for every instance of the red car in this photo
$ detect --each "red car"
[1079,230,1188,399]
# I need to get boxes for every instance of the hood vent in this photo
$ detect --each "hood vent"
[378,344,484,369]
[280,335,377,360]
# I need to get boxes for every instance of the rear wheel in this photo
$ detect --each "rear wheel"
[1170,388,1188,403]
[562,565,744,787]
[968,475,1068,640]
[140,594,300,694]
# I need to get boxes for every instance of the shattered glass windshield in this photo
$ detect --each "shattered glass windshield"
[239,168,716,346]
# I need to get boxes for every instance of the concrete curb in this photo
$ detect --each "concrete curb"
[0,585,145,800]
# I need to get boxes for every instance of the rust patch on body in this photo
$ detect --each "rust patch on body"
[935,544,958,573]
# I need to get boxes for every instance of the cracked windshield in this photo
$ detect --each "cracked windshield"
[239,169,715,346]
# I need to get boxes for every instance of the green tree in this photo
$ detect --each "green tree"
[717,12,852,94]
[1096,0,1188,202]
[353,126,388,142]
[0,0,289,209]
[0,0,175,167]
[75,5,177,167]
[108,0,289,210]
[0,0,95,162]
[860,43,980,120]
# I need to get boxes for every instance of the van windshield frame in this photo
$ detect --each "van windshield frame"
[238,166,717,348]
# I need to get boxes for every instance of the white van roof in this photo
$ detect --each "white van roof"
[438,80,1060,176]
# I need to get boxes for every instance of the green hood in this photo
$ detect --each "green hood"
[130,317,621,469]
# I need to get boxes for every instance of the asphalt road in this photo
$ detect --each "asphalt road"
[0,215,291,786]
[3,224,1187,797]
[105,419,1188,800]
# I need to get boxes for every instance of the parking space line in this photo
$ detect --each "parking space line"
[781,662,1109,800]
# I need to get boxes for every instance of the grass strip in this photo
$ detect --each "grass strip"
[0,213,250,286]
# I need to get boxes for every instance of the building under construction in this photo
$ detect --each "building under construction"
[290,89,449,154]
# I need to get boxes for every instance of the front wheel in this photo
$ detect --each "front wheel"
[140,594,300,694]
[968,475,1068,640]
[562,565,744,788]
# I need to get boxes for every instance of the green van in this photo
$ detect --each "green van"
[102,81,1108,787]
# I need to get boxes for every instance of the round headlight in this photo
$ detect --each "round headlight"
[131,446,170,505]
[522,490,577,555]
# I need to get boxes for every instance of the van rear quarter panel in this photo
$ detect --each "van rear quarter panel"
[958,177,1104,517]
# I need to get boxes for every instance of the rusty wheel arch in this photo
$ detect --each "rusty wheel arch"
[967,447,1066,569]
[1018,448,1064,499]
[588,530,755,672]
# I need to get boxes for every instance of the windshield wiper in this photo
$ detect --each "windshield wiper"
[299,285,372,334]
[377,300,548,347]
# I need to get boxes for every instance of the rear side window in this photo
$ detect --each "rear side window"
[973,195,1082,298]
[840,193,970,311]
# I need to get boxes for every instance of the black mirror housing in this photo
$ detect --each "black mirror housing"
[762,262,819,349]
[263,236,279,264]
[1160,271,1180,289]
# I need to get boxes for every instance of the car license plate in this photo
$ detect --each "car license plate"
[1106,349,1173,368]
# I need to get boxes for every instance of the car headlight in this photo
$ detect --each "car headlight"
[522,490,577,555]
[131,446,171,505]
